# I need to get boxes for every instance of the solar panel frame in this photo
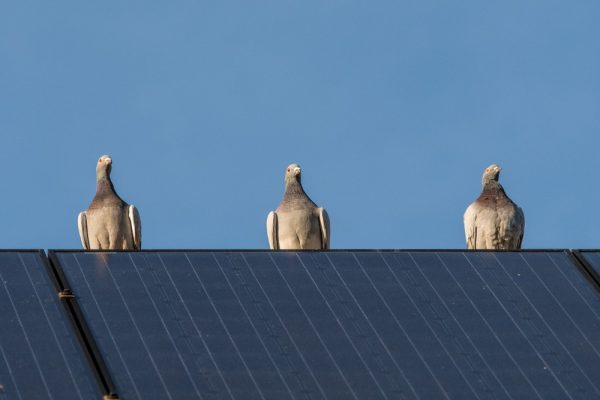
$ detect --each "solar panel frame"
[48,249,600,400]
[0,250,102,399]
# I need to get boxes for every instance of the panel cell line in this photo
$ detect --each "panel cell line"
[0,251,100,399]
[49,250,600,400]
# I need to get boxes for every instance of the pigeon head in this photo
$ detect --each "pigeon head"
[482,164,501,186]
[284,163,302,186]
[96,155,113,180]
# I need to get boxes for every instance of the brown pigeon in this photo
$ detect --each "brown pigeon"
[464,164,524,250]
[266,163,330,250]
[77,155,141,250]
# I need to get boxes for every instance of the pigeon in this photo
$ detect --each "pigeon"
[266,163,330,250]
[463,164,524,250]
[77,155,141,250]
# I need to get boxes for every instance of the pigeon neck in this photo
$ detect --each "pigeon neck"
[284,179,306,197]
[279,178,318,211]
[481,180,504,196]
[96,176,117,196]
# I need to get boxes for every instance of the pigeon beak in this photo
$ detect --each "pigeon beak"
[105,158,112,165]
[294,167,301,175]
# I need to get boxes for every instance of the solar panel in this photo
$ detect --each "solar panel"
[50,250,600,400]
[0,251,100,399]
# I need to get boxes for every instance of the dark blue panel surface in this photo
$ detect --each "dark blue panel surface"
[0,251,100,399]
[52,251,600,400]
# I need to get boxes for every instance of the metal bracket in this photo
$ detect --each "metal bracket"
[58,289,75,300]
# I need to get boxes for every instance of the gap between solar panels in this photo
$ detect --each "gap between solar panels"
[46,251,121,400]
[571,250,600,292]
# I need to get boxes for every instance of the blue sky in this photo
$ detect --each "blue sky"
[1,1,599,249]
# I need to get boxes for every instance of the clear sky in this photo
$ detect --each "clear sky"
[1,1,599,249]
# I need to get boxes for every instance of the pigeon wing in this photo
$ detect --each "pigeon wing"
[318,208,330,250]
[497,198,525,250]
[77,211,90,250]
[266,211,279,250]
[500,203,525,249]
[515,206,525,249]
[463,203,478,250]
[128,205,142,250]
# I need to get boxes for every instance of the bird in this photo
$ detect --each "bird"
[463,164,524,250]
[77,155,141,250]
[266,163,330,250]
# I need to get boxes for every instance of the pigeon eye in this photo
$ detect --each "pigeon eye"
[287,168,290,172]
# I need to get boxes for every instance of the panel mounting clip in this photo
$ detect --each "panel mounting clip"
[58,289,75,300]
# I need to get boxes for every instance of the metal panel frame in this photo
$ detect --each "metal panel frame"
[49,248,570,253]
[47,250,120,400]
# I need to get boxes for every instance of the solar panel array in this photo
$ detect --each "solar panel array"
[47,250,600,400]
[0,251,100,399]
